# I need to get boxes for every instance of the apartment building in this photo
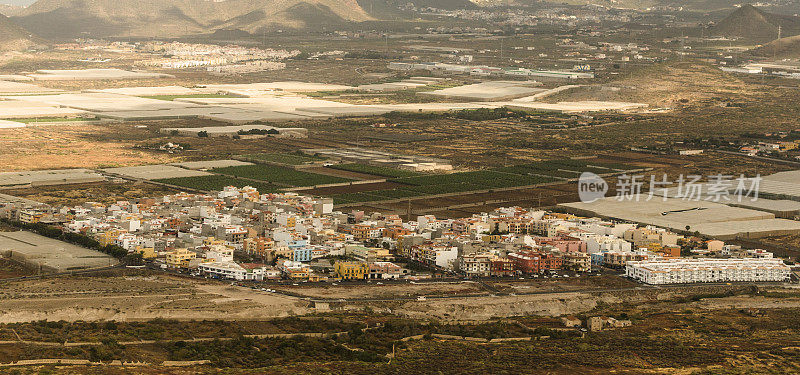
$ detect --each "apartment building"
[334,261,369,280]
[460,254,493,277]
[368,262,404,279]
[507,251,563,274]
[243,237,274,260]
[563,252,591,272]
[626,258,791,285]
[490,258,515,277]
[165,248,196,268]
[603,251,649,268]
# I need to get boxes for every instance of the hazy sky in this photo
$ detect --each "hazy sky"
[0,0,36,6]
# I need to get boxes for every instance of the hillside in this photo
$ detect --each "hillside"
[754,34,800,58]
[0,4,23,16]
[0,13,38,50]
[12,0,376,39]
[399,0,478,9]
[710,4,800,42]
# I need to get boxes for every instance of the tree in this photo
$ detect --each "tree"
[197,131,209,138]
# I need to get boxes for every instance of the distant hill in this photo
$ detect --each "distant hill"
[354,0,476,18]
[753,34,800,58]
[0,4,22,16]
[0,13,39,50]
[710,4,800,42]
[12,0,377,39]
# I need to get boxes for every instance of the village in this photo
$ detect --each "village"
[1,185,791,285]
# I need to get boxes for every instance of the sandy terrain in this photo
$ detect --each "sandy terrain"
[0,123,176,171]
[0,274,309,323]
[273,280,484,299]
[690,295,800,310]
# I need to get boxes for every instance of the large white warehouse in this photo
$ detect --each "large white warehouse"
[626,258,790,285]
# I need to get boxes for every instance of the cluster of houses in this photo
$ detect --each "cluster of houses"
[0,186,789,284]
[388,62,594,79]
[135,42,300,70]
[738,136,800,158]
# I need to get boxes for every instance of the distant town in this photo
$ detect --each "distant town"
[1,185,790,285]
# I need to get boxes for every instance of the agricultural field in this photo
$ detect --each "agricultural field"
[329,163,423,178]
[154,175,281,193]
[212,165,353,187]
[13,117,98,124]
[495,159,643,180]
[238,153,326,166]
[323,159,636,204]
[141,94,232,101]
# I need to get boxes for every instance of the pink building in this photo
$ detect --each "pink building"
[535,236,587,253]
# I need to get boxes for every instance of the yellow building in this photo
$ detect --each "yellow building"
[482,234,502,243]
[18,210,45,224]
[286,267,309,280]
[97,229,124,246]
[203,237,225,247]
[165,248,196,268]
[135,246,157,260]
[347,245,390,262]
[334,261,369,280]
[779,142,799,151]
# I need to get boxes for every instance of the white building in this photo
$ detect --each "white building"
[626,258,790,285]
[198,261,266,281]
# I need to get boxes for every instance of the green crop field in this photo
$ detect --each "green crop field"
[239,153,325,166]
[369,189,422,199]
[321,159,637,205]
[155,175,281,193]
[213,165,353,187]
[391,170,556,189]
[328,163,423,178]
[328,192,394,205]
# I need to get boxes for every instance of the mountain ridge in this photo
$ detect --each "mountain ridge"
[710,4,800,42]
[12,0,377,39]
[0,13,40,50]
